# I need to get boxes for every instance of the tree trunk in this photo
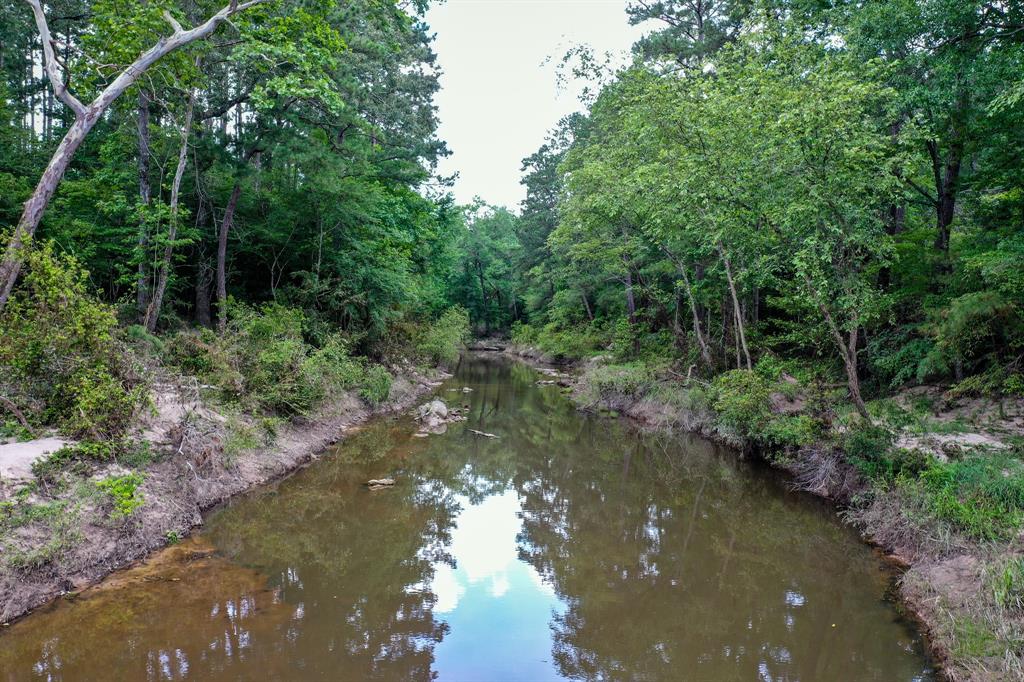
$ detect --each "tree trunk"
[805,276,871,421]
[718,243,752,370]
[679,266,714,371]
[0,110,96,309]
[216,181,242,333]
[581,290,594,322]
[0,0,270,315]
[195,258,213,328]
[136,89,153,320]
[144,93,194,333]
[624,269,637,325]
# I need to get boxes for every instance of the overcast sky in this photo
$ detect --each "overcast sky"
[424,1,648,210]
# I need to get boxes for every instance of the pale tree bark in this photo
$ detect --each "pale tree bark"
[804,276,871,421]
[659,245,714,371]
[143,91,195,333]
[0,0,270,314]
[135,90,152,319]
[717,242,751,370]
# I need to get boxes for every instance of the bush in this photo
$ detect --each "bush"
[764,414,820,448]
[358,365,392,405]
[31,439,153,482]
[711,370,773,440]
[0,244,146,438]
[417,306,469,366]
[584,363,654,402]
[96,473,145,518]
[841,423,930,480]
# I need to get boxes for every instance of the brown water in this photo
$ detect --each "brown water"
[0,354,933,681]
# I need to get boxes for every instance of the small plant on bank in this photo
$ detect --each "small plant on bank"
[358,365,393,405]
[96,473,145,519]
[31,439,153,483]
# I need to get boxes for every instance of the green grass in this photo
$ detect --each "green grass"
[901,453,1024,540]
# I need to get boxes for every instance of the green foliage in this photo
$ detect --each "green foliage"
[32,439,152,483]
[96,473,146,519]
[583,363,654,402]
[416,306,470,366]
[512,322,607,360]
[990,556,1024,611]
[0,245,145,439]
[906,454,1024,540]
[710,370,773,440]
[763,415,820,449]
[358,365,393,405]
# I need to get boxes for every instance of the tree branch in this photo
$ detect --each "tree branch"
[24,0,86,118]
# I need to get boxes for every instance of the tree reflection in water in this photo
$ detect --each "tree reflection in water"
[0,355,931,681]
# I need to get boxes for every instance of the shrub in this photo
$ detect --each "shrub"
[96,473,145,518]
[711,370,773,440]
[764,414,820,448]
[358,365,392,405]
[840,423,930,480]
[584,363,654,402]
[417,306,470,366]
[0,244,146,438]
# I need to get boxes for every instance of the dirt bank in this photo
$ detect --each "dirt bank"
[0,364,446,624]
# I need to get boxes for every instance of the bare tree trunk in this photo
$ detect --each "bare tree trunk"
[805,276,871,421]
[624,270,637,325]
[718,243,751,370]
[216,181,242,333]
[136,89,153,319]
[680,267,713,370]
[0,0,270,314]
[195,256,213,328]
[581,290,594,321]
[144,92,195,333]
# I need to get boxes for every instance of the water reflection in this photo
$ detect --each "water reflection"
[0,354,932,681]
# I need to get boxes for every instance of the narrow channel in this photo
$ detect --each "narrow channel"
[0,354,933,680]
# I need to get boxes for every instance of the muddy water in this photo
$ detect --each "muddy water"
[0,355,933,681]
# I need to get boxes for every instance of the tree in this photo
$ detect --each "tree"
[0,0,270,313]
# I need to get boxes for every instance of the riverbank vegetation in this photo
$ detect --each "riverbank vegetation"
[0,0,472,620]
[1,0,1022,676]
[449,2,1024,678]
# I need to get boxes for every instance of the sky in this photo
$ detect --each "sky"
[424,0,649,210]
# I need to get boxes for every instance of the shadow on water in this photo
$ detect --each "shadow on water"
[0,353,934,681]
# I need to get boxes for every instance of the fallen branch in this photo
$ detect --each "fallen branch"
[0,395,34,436]
[468,428,499,439]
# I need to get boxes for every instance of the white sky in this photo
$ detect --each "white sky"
[424,0,649,210]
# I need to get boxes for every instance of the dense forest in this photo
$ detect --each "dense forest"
[1,1,1023,676]
[464,1,1024,417]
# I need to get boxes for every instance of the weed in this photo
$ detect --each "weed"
[223,416,260,462]
[358,365,392,405]
[989,557,1024,611]
[95,473,145,518]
